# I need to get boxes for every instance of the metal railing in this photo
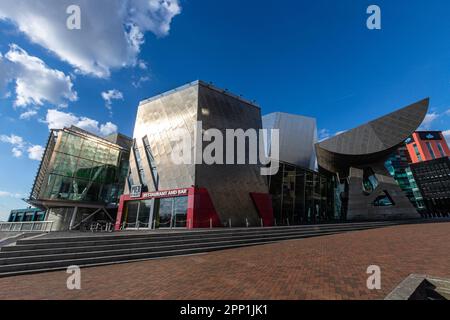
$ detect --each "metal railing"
[0,221,54,232]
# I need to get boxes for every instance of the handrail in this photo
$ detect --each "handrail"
[0,221,54,233]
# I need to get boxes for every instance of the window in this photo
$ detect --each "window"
[143,136,159,191]
[362,167,379,194]
[373,191,395,207]
[426,142,436,160]
[413,144,423,162]
[132,140,147,189]
[437,143,446,158]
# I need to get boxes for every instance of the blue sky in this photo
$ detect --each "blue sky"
[0,0,449,220]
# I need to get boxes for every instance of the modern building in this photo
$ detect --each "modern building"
[8,207,45,223]
[406,131,450,163]
[410,157,450,217]
[262,112,339,225]
[28,126,132,231]
[115,81,272,230]
[262,112,318,171]
[385,145,426,212]
[267,161,340,225]
[315,98,429,221]
[27,81,438,231]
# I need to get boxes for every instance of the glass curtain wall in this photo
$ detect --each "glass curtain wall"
[268,162,338,225]
[40,131,129,205]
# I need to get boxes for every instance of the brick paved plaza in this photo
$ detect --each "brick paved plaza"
[0,222,449,300]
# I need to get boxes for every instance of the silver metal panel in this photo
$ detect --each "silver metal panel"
[196,84,268,226]
[129,81,269,226]
[133,84,199,191]
[263,112,317,170]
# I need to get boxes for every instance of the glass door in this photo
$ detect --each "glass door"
[173,197,188,228]
[125,201,139,228]
[158,198,174,228]
[125,200,153,229]
[156,197,188,229]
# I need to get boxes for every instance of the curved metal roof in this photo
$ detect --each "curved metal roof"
[316,98,429,173]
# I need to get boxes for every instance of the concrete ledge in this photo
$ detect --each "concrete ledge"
[385,274,450,300]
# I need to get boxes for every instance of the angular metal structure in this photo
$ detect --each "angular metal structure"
[315,98,429,221]
[263,112,318,171]
[116,81,271,230]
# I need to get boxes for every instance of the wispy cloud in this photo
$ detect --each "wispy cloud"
[0,44,77,108]
[44,109,118,137]
[0,191,24,199]
[0,0,181,78]
[0,133,44,160]
[101,89,124,115]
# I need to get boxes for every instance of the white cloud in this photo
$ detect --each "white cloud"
[0,0,181,78]
[19,110,38,120]
[420,112,440,130]
[27,145,45,161]
[0,133,43,160]
[0,44,77,108]
[318,129,331,142]
[0,191,23,199]
[12,147,23,158]
[100,122,119,136]
[0,134,25,147]
[132,76,150,88]
[44,109,118,137]
[443,130,450,145]
[101,89,124,113]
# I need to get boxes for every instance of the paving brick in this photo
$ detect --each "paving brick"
[0,222,449,300]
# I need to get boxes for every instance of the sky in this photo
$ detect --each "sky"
[0,0,449,220]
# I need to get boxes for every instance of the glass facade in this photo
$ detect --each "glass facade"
[123,196,188,229]
[385,146,425,210]
[413,144,423,162]
[8,209,45,222]
[426,142,436,159]
[38,130,129,205]
[268,162,339,225]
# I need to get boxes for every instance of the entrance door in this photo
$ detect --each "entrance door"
[156,197,188,229]
[125,200,153,229]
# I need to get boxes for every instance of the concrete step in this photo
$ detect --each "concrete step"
[4,221,398,252]
[16,221,398,245]
[0,224,388,259]
[0,220,417,277]
[0,230,343,266]
[0,231,347,276]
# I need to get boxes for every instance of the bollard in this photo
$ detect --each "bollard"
[210,218,213,229]
[260,218,263,228]
[229,218,232,228]
[246,218,249,228]
[287,218,290,226]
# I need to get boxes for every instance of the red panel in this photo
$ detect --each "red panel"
[115,187,222,230]
[114,195,128,231]
[190,188,222,229]
[250,193,274,227]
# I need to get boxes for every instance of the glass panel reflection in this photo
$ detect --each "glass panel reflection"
[268,162,339,225]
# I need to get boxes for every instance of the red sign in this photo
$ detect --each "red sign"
[141,188,189,199]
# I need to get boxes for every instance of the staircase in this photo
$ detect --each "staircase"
[0,220,413,277]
